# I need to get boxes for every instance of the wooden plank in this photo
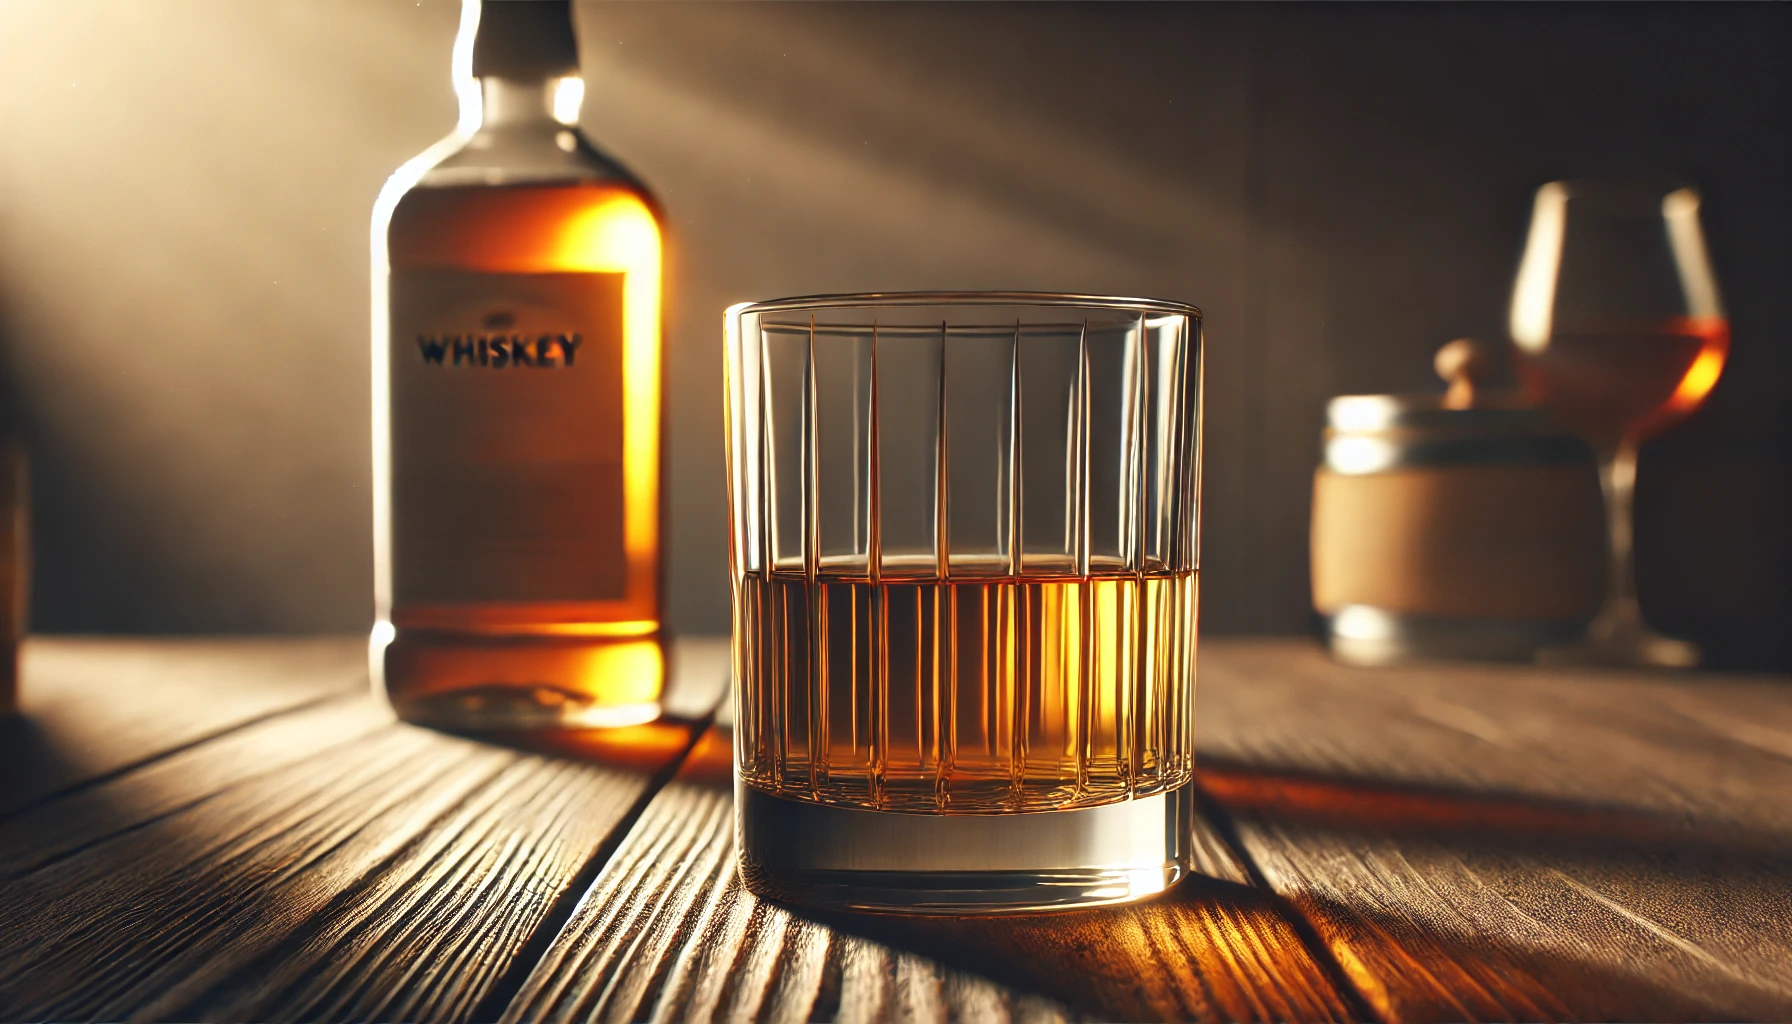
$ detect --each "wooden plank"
[0,637,367,815]
[1196,639,1792,1022]
[503,727,1354,1024]
[1199,640,1792,828]
[0,638,730,1023]
[0,695,388,879]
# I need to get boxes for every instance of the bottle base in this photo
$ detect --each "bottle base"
[736,778,1193,914]
[376,626,665,731]
[387,688,662,732]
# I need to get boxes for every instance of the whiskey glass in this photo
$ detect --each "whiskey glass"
[1509,181,1728,667]
[724,292,1202,913]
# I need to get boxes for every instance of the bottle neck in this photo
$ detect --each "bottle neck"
[476,76,578,130]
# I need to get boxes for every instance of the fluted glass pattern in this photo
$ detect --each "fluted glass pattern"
[725,293,1201,813]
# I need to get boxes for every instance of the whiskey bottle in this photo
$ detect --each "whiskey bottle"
[371,0,666,730]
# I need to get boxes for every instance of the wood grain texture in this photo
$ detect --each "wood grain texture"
[0,700,701,1022]
[504,728,1353,1024]
[0,637,367,814]
[0,694,386,880]
[4,637,1787,1022]
[1196,639,1792,1022]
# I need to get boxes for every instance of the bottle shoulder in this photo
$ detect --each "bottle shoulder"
[382,137,662,272]
[410,128,652,196]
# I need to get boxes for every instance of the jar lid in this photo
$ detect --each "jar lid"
[1325,394,1557,436]
[1323,395,1592,474]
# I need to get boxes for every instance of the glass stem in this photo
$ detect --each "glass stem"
[1591,439,1643,640]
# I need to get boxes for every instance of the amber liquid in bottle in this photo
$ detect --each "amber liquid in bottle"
[372,2,664,730]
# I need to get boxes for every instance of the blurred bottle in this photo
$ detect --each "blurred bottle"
[371,0,667,730]
[0,437,24,714]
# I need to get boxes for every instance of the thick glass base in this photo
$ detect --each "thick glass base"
[736,779,1193,914]
[1536,599,1701,669]
[1537,630,1701,669]
[376,626,664,731]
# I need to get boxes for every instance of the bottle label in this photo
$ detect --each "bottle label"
[389,269,627,605]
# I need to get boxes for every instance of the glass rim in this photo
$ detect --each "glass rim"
[730,290,1201,320]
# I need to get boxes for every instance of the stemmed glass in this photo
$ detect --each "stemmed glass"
[1509,180,1728,667]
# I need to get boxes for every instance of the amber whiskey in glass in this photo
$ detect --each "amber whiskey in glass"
[372,0,665,730]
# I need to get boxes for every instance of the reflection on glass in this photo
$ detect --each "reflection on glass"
[1509,180,1728,667]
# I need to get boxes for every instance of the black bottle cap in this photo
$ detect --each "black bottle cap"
[471,0,579,78]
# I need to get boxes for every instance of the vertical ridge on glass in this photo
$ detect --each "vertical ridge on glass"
[1006,322,1027,805]
[935,322,954,810]
[867,319,888,808]
[803,314,825,799]
[1074,320,1094,796]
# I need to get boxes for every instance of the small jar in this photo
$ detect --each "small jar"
[1311,395,1604,664]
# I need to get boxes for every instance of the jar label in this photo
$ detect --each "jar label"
[389,269,626,605]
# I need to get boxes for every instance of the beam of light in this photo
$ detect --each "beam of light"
[1510,181,1567,351]
[2,0,1277,641]
[1,0,470,633]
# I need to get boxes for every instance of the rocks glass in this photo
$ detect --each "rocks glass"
[724,293,1202,912]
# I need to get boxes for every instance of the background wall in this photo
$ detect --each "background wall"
[1,2,1787,666]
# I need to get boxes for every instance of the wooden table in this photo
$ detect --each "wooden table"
[1,638,1787,1022]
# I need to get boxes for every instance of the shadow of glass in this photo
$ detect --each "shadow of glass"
[1199,757,1792,864]
[783,872,1341,1022]
[1289,884,1790,1022]
[685,723,1344,1020]
[1200,759,1792,1020]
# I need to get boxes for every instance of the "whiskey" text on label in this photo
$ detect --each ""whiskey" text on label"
[416,333,583,369]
